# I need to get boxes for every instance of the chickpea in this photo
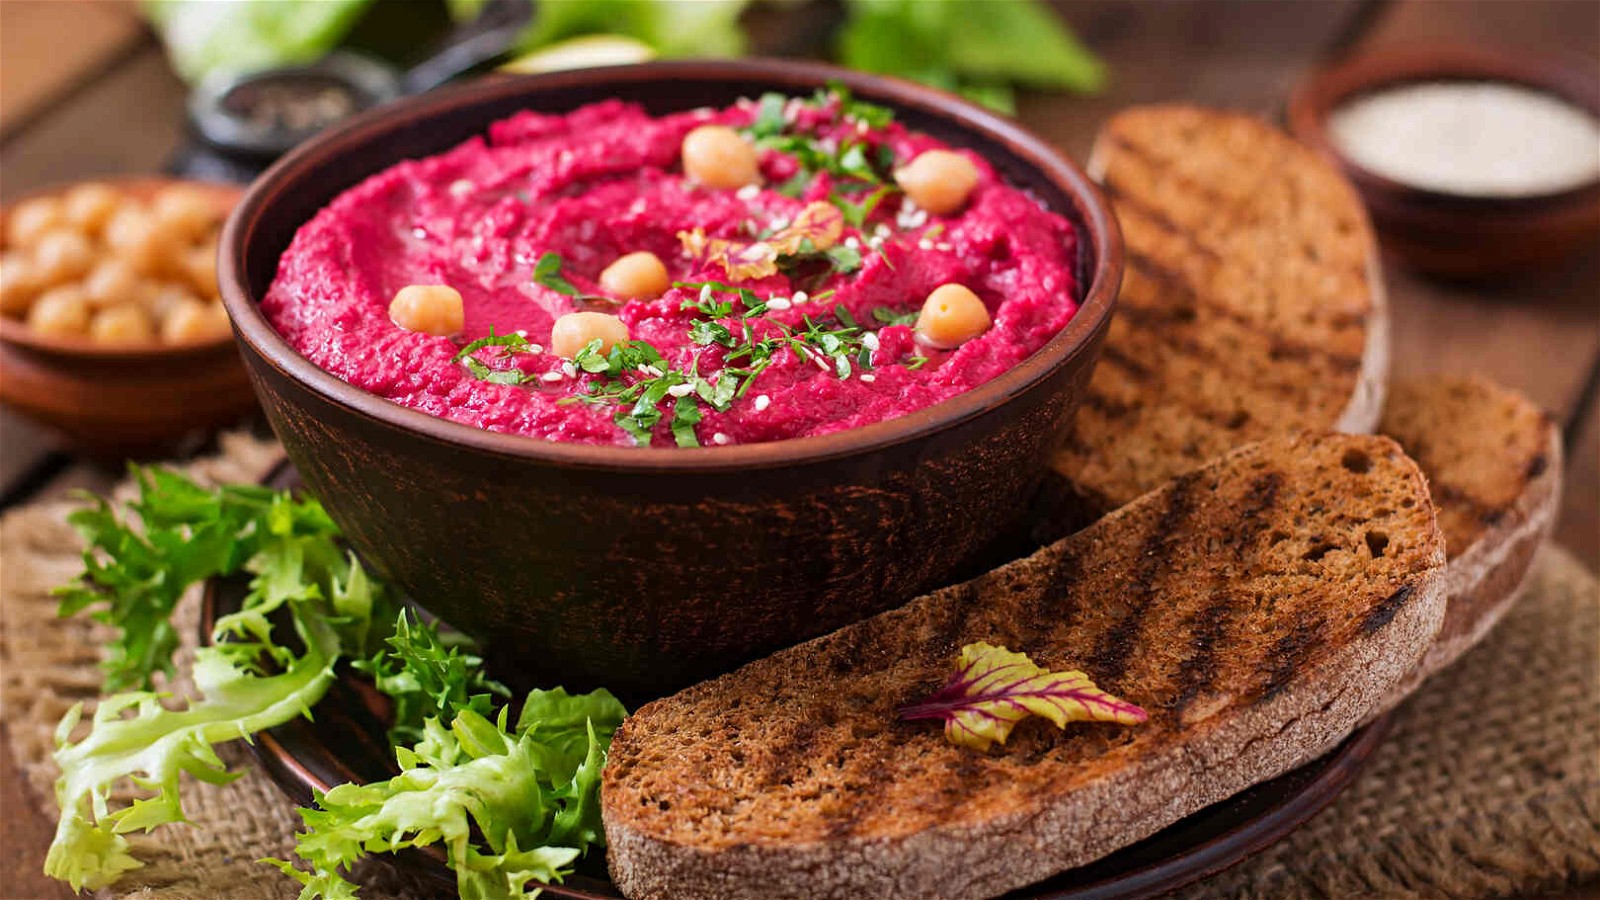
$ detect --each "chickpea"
[8,197,65,248]
[682,125,760,190]
[184,243,220,299]
[791,201,844,250]
[151,186,217,243]
[83,259,143,309]
[143,282,196,320]
[551,311,628,358]
[32,229,95,285]
[62,183,122,235]
[894,149,981,216]
[914,283,991,349]
[388,284,464,336]
[599,251,670,301]
[89,303,156,344]
[104,207,178,276]
[0,254,42,315]
[161,298,231,344]
[26,286,91,338]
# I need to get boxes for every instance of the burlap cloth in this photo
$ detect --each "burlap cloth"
[2,433,1596,900]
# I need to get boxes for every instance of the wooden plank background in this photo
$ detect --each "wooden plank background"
[1,2,1595,898]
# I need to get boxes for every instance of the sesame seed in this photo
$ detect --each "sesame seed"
[712,432,731,445]
[770,216,790,231]
[862,332,880,351]
[768,296,792,310]
[700,284,714,303]
[561,362,577,378]
[845,236,860,249]
[874,224,891,238]
[754,394,771,411]
[448,179,473,198]
[514,329,528,337]
[527,344,544,354]
[792,291,808,304]
[411,227,428,240]
[935,243,953,251]
[540,371,564,383]
[860,373,877,383]
[666,383,695,398]
[640,364,665,377]
[918,239,933,250]
[736,184,760,201]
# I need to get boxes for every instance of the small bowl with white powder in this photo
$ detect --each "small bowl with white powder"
[1290,45,1600,278]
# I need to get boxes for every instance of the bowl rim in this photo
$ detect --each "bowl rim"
[1288,43,1600,209]
[0,176,244,360]
[219,57,1122,472]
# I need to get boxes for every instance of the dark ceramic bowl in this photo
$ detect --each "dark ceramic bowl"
[1289,45,1600,279]
[218,59,1122,700]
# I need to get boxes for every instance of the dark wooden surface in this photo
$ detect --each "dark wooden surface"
[1,2,1595,898]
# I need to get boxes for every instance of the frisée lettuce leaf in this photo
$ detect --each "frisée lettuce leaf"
[44,468,625,897]
[269,689,625,899]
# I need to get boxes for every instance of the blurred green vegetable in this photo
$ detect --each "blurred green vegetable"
[837,0,1106,113]
[143,0,374,83]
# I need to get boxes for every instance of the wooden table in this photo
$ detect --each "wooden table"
[2,2,1595,898]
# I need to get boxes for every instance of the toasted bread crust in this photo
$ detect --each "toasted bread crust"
[604,434,1446,899]
[1057,106,1385,513]
[1377,376,1563,703]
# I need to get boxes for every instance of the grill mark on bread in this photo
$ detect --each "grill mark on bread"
[927,580,985,656]
[1169,472,1282,720]
[1362,584,1414,635]
[1103,135,1369,286]
[1429,481,1508,527]
[1098,178,1222,263]
[1022,543,1086,647]
[1093,471,1201,687]
[1526,453,1548,480]
[1261,613,1327,699]
[1122,251,1363,372]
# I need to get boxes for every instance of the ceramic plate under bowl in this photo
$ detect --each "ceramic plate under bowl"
[201,462,1391,900]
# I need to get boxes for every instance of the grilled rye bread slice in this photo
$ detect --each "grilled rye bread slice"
[1054,106,1387,515]
[603,434,1445,900]
[1379,375,1562,699]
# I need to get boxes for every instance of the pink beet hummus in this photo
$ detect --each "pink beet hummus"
[263,90,1081,447]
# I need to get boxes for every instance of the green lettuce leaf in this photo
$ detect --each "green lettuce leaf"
[56,467,348,692]
[514,0,749,58]
[353,610,512,745]
[269,696,624,899]
[45,588,346,891]
[838,0,1105,113]
[45,469,388,890]
[142,0,374,83]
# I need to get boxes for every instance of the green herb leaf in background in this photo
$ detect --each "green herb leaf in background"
[837,0,1106,114]
[142,0,374,83]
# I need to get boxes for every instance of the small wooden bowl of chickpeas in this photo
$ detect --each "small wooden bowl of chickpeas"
[0,178,257,459]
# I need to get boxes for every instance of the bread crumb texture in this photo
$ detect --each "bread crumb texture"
[1380,375,1554,557]
[1056,106,1377,509]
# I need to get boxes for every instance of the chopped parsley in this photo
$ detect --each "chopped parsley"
[740,85,902,197]
[532,252,580,296]
[532,251,615,305]
[452,329,542,385]
[872,306,919,327]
